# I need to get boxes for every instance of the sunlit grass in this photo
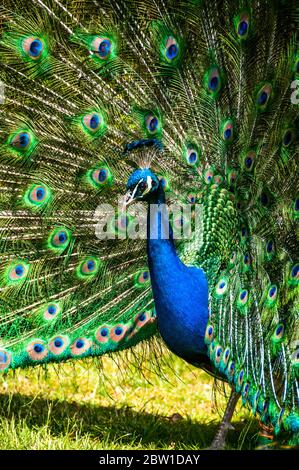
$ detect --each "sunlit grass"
[0,349,258,450]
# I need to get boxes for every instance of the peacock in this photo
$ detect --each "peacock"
[0,0,298,450]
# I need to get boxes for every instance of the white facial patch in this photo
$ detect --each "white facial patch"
[123,176,153,211]
[141,175,152,196]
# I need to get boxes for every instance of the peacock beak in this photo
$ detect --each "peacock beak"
[123,190,134,207]
[122,177,152,211]
[122,188,137,211]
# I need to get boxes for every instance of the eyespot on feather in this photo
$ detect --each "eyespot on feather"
[237,369,245,389]
[0,349,11,371]
[164,36,179,62]
[22,37,45,60]
[209,340,217,357]
[48,227,71,251]
[227,360,235,378]
[240,225,249,241]
[215,345,223,365]
[87,165,113,188]
[289,264,299,286]
[237,289,249,311]
[145,114,160,134]
[282,128,295,147]
[91,37,113,60]
[135,311,151,328]
[82,112,105,135]
[265,239,275,256]
[6,260,29,284]
[42,302,61,321]
[242,150,256,171]
[110,324,127,342]
[215,277,228,297]
[76,257,101,279]
[48,335,69,355]
[243,252,251,271]
[234,12,250,40]
[24,183,51,208]
[185,145,201,166]
[10,131,31,150]
[272,323,284,343]
[187,192,197,205]
[266,284,278,306]
[213,174,223,187]
[204,324,214,344]
[242,382,250,402]
[221,347,230,368]
[95,325,110,344]
[221,119,234,143]
[204,168,214,184]
[205,66,222,96]
[256,83,272,110]
[134,269,150,288]
[9,130,36,156]
[227,169,238,186]
[228,251,237,268]
[70,338,92,356]
[27,340,48,361]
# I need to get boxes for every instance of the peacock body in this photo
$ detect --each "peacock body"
[0,0,298,446]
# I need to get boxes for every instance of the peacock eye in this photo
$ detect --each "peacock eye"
[282,129,294,147]
[84,113,101,130]
[205,66,221,96]
[77,256,101,280]
[48,227,71,251]
[221,119,234,143]
[42,302,61,321]
[22,37,45,60]
[0,349,11,371]
[87,165,112,189]
[145,114,160,134]
[139,182,147,191]
[235,12,250,40]
[256,83,272,110]
[7,260,29,284]
[164,37,179,61]
[91,37,112,59]
[24,183,51,208]
[82,112,105,136]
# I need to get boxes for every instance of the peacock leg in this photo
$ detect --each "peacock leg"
[207,389,240,450]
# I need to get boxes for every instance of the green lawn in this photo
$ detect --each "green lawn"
[0,347,258,450]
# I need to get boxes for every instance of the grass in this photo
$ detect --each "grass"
[0,349,259,450]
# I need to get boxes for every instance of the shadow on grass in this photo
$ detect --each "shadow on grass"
[0,392,258,449]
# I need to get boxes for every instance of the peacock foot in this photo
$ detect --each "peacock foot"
[206,390,240,450]
[206,422,235,450]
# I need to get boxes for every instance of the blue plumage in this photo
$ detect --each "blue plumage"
[126,169,210,365]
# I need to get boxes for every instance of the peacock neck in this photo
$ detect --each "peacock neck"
[146,183,177,262]
[146,183,209,365]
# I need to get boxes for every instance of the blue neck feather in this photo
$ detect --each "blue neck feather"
[146,183,209,366]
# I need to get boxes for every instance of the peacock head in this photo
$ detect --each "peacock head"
[124,168,160,207]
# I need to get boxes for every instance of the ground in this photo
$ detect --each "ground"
[0,348,258,450]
